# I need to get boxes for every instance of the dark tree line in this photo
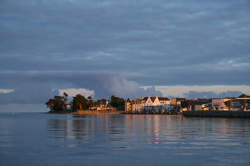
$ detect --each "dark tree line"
[46,93,68,113]
[46,96,66,112]
[72,94,89,111]
[46,94,125,113]
[46,93,93,113]
[110,95,125,110]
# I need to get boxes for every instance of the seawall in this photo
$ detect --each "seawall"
[123,111,179,115]
[183,111,250,118]
[76,110,122,114]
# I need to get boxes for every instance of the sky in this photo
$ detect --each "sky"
[0,0,250,104]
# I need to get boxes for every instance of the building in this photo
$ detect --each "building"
[224,94,250,111]
[125,99,132,112]
[193,98,212,111]
[212,98,231,111]
[125,96,172,113]
[170,98,185,105]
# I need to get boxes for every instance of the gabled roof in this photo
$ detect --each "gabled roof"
[143,96,169,102]
[151,97,157,103]
[145,97,153,103]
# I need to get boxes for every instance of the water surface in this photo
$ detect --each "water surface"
[1,112,250,166]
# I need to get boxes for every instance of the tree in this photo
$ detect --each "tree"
[87,96,94,106]
[46,99,56,111]
[110,95,125,110]
[72,94,89,111]
[63,92,68,104]
[46,96,65,112]
[97,99,108,105]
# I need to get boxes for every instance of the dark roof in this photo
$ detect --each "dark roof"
[143,96,169,102]
[194,98,211,105]
[151,97,156,102]
[158,97,169,100]
[175,98,186,101]
[143,97,156,102]
[194,101,211,105]
[238,94,250,98]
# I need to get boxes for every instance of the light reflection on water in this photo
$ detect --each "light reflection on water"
[47,114,250,152]
[1,113,250,166]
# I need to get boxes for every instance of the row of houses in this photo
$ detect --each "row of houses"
[125,94,250,113]
[191,94,250,111]
[88,100,116,111]
[125,96,185,113]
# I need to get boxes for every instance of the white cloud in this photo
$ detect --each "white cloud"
[58,88,95,97]
[0,89,15,94]
[143,85,250,97]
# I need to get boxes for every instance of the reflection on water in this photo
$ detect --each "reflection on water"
[0,119,12,148]
[47,114,250,147]
[48,114,127,148]
[1,112,250,166]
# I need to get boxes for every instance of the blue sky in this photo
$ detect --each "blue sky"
[0,0,250,104]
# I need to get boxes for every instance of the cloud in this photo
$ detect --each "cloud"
[0,0,250,84]
[149,85,250,98]
[184,91,242,99]
[0,89,15,94]
[0,71,161,104]
[0,71,249,104]
[58,88,95,97]
[0,0,250,103]
[99,75,162,98]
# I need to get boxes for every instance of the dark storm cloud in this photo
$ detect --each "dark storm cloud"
[0,0,250,103]
[0,71,161,104]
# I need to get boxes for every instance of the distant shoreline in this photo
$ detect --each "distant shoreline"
[48,109,123,114]
[47,110,250,118]
[75,110,123,114]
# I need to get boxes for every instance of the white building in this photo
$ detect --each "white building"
[125,96,171,113]
[212,98,231,111]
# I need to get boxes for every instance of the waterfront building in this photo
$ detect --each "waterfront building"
[193,98,212,111]
[125,96,172,113]
[170,98,185,105]
[224,94,250,111]
[212,98,231,111]
[125,99,132,112]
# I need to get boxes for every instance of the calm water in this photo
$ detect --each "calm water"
[1,112,250,166]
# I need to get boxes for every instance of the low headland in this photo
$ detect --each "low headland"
[46,93,124,114]
[45,93,250,118]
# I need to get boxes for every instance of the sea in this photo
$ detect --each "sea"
[1,104,250,166]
